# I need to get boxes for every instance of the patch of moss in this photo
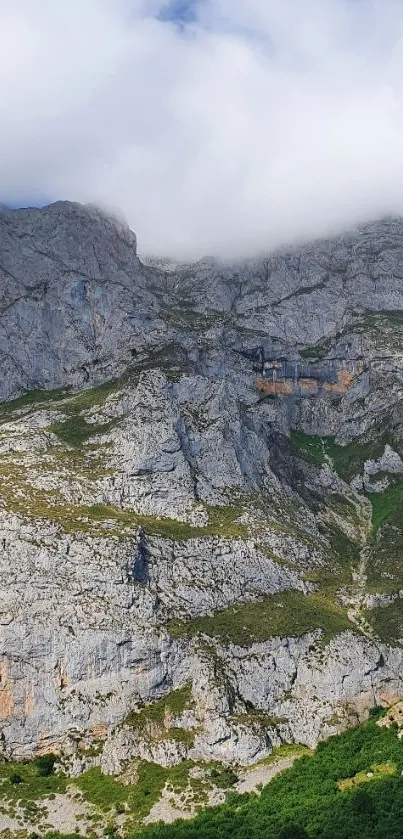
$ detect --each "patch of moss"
[168,589,354,646]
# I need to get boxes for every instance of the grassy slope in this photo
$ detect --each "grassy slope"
[0,755,238,836]
[365,599,403,646]
[168,589,353,646]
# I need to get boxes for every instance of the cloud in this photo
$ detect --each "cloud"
[1,0,403,257]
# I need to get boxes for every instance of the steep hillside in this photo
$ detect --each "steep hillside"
[1,203,403,832]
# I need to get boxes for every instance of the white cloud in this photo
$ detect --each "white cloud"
[1,0,403,257]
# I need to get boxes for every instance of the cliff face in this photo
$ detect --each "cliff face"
[1,203,403,768]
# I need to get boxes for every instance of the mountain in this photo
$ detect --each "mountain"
[0,201,403,831]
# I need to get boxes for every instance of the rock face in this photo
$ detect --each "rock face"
[1,202,403,768]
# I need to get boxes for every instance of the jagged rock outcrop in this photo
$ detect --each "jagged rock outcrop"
[1,202,403,768]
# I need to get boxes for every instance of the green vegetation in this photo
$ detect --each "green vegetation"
[0,757,68,802]
[0,379,121,426]
[365,598,403,646]
[324,435,397,484]
[49,414,117,446]
[338,761,396,791]
[290,431,326,467]
[0,351,185,429]
[367,483,403,537]
[366,482,403,594]
[0,753,240,835]
[168,589,353,646]
[124,685,194,734]
[34,753,57,777]
[291,430,398,484]
[0,387,71,422]
[135,717,403,839]
[3,718,403,838]
[298,336,334,361]
[357,309,403,331]
[0,451,248,541]
[258,744,312,767]
[63,502,247,541]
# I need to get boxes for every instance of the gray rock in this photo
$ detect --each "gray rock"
[1,202,403,767]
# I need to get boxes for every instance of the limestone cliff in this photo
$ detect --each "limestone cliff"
[0,203,403,770]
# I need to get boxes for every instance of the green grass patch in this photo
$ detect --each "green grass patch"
[257,743,313,767]
[366,486,403,593]
[74,762,173,828]
[73,503,247,541]
[290,431,326,466]
[49,415,118,446]
[168,589,353,646]
[365,598,403,646]
[298,336,334,361]
[124,685,193,732]
[0,387,70,422]
[0,758,67,802]
[0,753,242,835]
[338,762,397,791]
[76,765,135,812]
[291,430,399,484]
[0,378,121,424]
[367,483,403,537]
[75,757,240,832]
[358,309,403,330]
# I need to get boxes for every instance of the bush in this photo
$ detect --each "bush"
[34,753,57,777]
[278,827,309,839]
[10,772,23,784]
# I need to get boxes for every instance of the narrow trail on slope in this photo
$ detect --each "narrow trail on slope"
[347,495,376,640]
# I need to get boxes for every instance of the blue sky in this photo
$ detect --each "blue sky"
[159,0,198,24]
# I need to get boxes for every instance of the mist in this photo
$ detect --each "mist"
[2,0,403,258]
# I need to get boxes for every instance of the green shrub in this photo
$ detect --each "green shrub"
[34,752,57,776]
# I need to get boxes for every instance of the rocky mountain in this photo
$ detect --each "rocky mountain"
[1,201,403,787]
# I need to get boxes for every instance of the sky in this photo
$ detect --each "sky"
[2,0,403,257]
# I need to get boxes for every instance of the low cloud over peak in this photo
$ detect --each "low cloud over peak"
[2,0,403,258]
